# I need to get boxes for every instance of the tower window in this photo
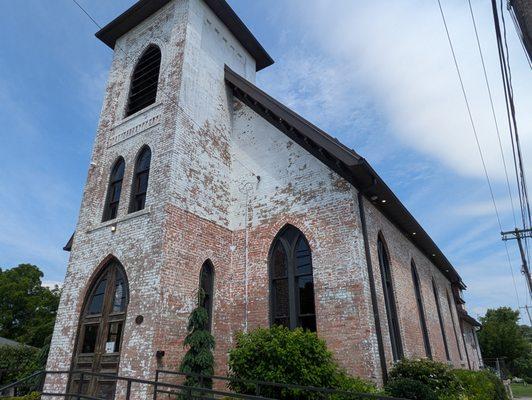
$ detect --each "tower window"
[129,146,151,213]
[103,157,125,222]
[411,260,432,358]
[269,225,316,332]
[377,236,403,361]
[126,45,161,117]
[432,279,451,361]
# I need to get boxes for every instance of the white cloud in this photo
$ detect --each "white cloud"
[268,0,532,182]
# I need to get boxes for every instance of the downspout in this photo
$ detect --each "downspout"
[357,183,388,383]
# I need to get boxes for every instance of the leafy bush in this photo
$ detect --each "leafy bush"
[385,377,438,400]
[385,358,461,399]
[385,359,509,400]
[452,369,508,400]
[2,392,41,400]
[0,345,40,386]
[228,326,377,399]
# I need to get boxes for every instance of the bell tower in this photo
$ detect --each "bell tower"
[46,0,273,397]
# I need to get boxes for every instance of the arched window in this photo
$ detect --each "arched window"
[199,260,214,331]
[411,260,432,358]
[129,146,151,213]
[269,225,316,331]
[432,279,450,361]
[126,45,161,117]
[446,289,463,360]
[103,158,125,222]
[72,258,128,398]
[377,236,403,361]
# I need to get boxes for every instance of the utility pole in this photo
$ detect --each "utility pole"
[501,228,532,300]
[520,305,532,326]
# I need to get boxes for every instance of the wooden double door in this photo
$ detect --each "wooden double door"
[72,260,128,399]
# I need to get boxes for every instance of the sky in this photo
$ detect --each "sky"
[0,0,530,324]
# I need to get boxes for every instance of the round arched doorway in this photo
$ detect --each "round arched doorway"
[72,258,128,399]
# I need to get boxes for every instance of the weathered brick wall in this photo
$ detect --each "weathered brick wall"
[47,0,475,396]
[363,197,467,370]
[461,321,483,370]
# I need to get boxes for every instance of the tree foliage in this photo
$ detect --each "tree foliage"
[478,307,530,379]
[179,289,215,391]
[0,264,61,348]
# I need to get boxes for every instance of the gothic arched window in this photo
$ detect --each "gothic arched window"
[269,225,316,332]
[129,146,151,213]
[432,279,450,361]
[73,258,128,398]
[199,260,214,331]
[446,289,463,360]
[411,260,432,358]
[126,45,161,117]
[377,235,403,361]
[103,157,125,222]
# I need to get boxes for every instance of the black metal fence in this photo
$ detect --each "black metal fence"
[156,369,404,399]
[0,370,406,400]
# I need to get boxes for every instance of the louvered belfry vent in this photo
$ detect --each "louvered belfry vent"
[126,45,161,117]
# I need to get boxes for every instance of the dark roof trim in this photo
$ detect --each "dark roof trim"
[459,309,481,327]
[95,0,274,72]
[63,232,74,252]
[225,65,465,287]
[509,0,532,63]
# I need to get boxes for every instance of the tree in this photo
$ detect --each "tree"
[0,264,61,348]
[478,307,530,378]
[179,289,215,391]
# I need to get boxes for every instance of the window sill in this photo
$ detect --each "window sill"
[115,101,162,129]
[87,206,151,233]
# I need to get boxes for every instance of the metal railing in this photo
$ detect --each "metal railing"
[0,370,406,400]
[156,369,405,400]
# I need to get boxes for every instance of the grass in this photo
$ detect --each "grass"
[511,383,532,398]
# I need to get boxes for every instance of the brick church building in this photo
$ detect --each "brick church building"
[46,0,483,397]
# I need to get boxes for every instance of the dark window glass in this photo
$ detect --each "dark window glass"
[81,324,99,353]
[378,237,403,361]
[129,147,151,213]
[126,45,161,117]
[411,261,432,358]
[105,322,123,353]
[88,278,107,315]
[433,280,450,360]
[200,261,214,331]
[446,289,463,360]
[269,226,316,331]
[103,158,125,222]
[112,273,127,313]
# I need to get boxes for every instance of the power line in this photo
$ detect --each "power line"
[436,0,522,306]
[467,0,517,228]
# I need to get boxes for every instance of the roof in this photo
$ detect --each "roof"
[459,309,481,327]
[95,0,274,71]
[510,0,532,63]
[63,232,74,252]
[225,65,465,287]
[0,337,24,347]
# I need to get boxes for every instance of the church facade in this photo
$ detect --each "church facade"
[46,0,483,397]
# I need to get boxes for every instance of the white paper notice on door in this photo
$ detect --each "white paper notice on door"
[105,342,115,353]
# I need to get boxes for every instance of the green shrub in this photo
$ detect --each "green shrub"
[179,289,215,392]
[228,326,376,399]
[385,377,438,400]
[385,359,509,400]
[0,345,40,385]
[385,358,461,399]
[3,392,41,400]
[452,369,508,400]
